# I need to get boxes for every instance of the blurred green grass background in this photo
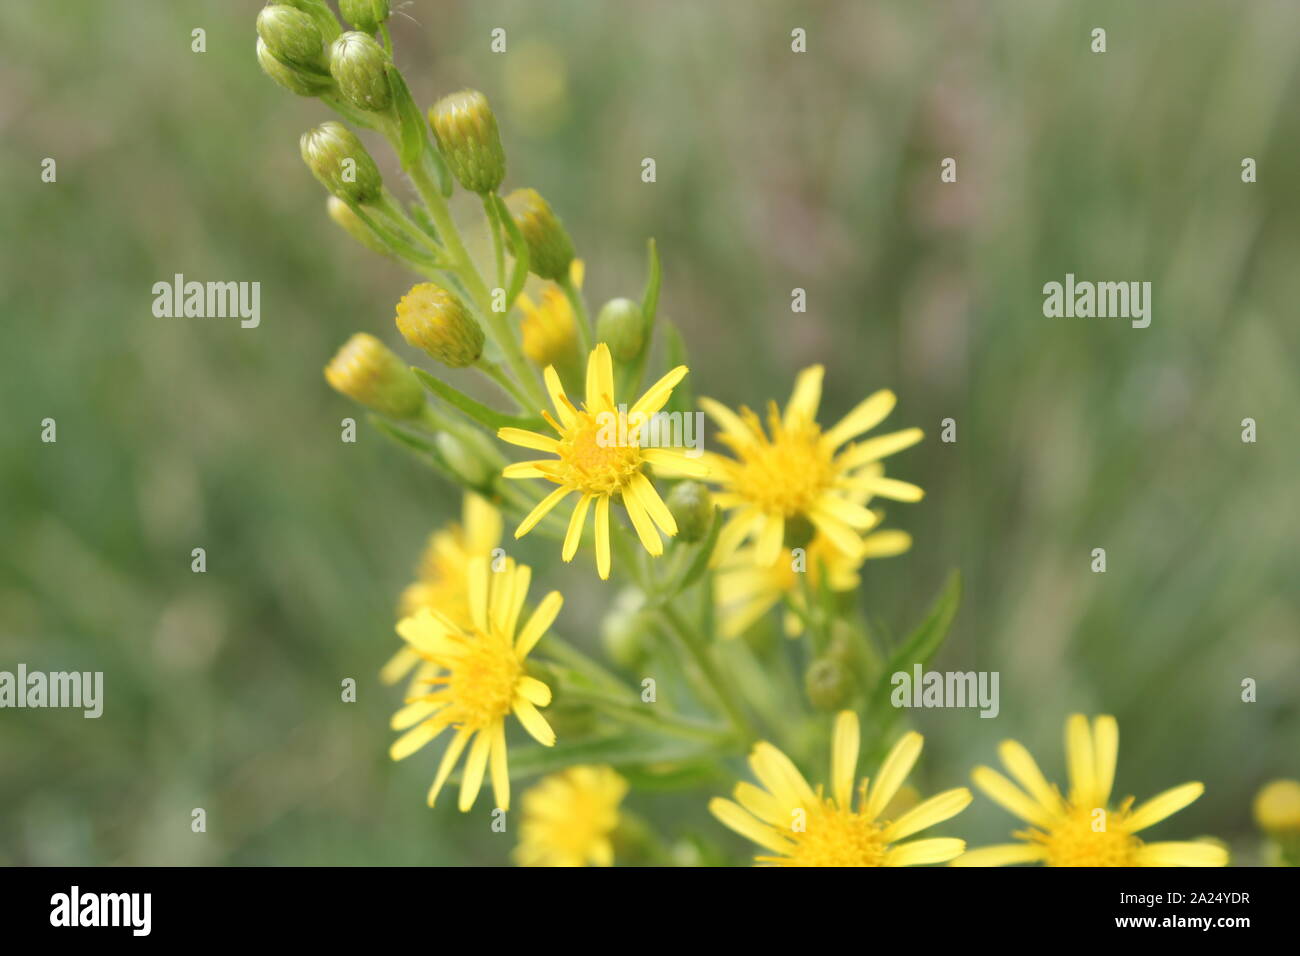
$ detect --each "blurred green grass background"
[0,0,1296,864]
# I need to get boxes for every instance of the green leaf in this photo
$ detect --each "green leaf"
[640,237,662,326]
[385,66,425,171]
[663,321,692,415]
[867,570,962,728]
[412,367,543,432]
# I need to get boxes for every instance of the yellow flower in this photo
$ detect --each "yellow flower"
[519,259,582,370]
[710,711,971,866]
[716,494,911,639]
[700,366,923,567]
[380,493,502,690]
[388,556,561,812]
[1253,779,1300,836]
[953,714,1228,867]
[514,764,628,866]
[497,343,707,580]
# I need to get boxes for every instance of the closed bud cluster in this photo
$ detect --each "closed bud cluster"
[395,284,485,368]
[340,0,390,34]
[324,333,424,419]
[595,297,644,361]
[257,3,327,70]
[428,90,506,194]
[330,31,393,112]
[505,188,574,281]
[666,481,713,543]
[300,122,383,205]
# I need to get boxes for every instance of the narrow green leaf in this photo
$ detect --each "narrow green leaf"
[386,66,425,170]
[412,367,543,432]
[868,570,962,726]
[493,193,531,306]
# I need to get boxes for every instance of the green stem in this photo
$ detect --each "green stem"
[560,274,593,355]
[482,194,506,290]
[659,602,756,744]
[409,162,547,410]
[559,685,729,744]
[475,358,530,411]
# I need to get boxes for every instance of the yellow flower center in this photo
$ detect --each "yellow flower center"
[769,802,890,867]
[1027,803,1142,867]
[555,412,645,496]
[724,405,836,517]
[442,631,522,731]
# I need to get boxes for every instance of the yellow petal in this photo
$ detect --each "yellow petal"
[514,698,556,746]
[515,485,572,538]
[426,726,473,807]
[585,342,615,410]
[1126,782,1205,834]
[389,719,441,760]
[748,742,817,809]
[1065,713,1096,807]
[884,837,965,866]
[882,788,972,842]
[709,797,794,855]
[823,389,896,449]
[971,766,1057,828]
[1092,715,1119,807]
[864,731,923,820]
[783,365,824,428]
[1134,841,1227,867]
[950,843,1048,867]
[516,590,563,657]
[831,710,859,809]
[516,675,552,706]
[835,428,925,469]
[562,493,593,562]
[543,366,576,428]
[997,739,1064,817]
[631,472,677,536]
[595,494,611,579]
[489,720,510,811]
[497,427,559,453]
[623,487,663,556]
[458,728,492,812]
[754,514,785,566]
[630,365,688,418]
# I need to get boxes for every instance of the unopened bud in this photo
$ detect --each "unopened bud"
[257,38,333,97]
[329,31,392,112]
[595,297,644,361]
[435,432,493,488]
[257,3,326,71]
[395,283,485,368]
[601,588,649,670]
[324,333,424,419]
[326,196,389,256]
[428,90,506,194]
[804,657,851,711]
[666,482,713,543]
[783,514,816,550]
[275,0,342,44]
[300,121,383,205]
[339,0,390,34]
[505,188,574,282]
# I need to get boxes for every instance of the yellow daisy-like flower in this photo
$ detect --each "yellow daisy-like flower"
[514,764,629,867]
[710,711,971,866]
[700,365,923,567]
[497,343,707,580]
[716,497,912,639]
[380,493,503,690]
[388,556,561,812]
[953,714,1229,867]
[518,259,582,369]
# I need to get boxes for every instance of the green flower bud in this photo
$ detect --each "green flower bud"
[505,187,575,281]
[601,588,649,670]
[326,196,389,256]
[666,481,713,543]
[428,90,506,194]
[340,0,390,35]
[395,283,485,368]
[256,3,326,71]
[804,657,851,711]
[435,432,493,489]
[324,333,424,419]
[329,31,392,112]
[595,297,645,361]
[256,38,332,97]
[273,0,342,44]
[300,121,383,205]
[783,513,816,550]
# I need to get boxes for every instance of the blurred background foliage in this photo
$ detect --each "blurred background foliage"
[0,0,1296,865]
